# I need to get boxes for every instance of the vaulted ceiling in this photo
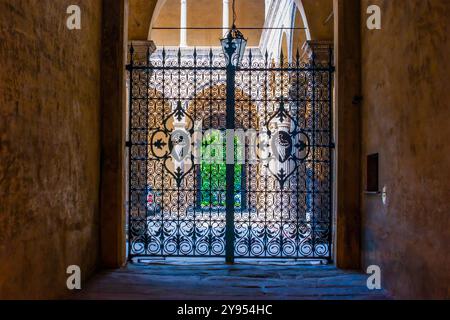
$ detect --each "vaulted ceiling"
[294,0,333,41]
[128,0,333,42]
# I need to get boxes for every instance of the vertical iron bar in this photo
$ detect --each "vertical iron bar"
[144,46,150,254]
[208,48,214,256]
[263,50,269,257]
[279,49,285,256]
[225,42,237,264]
[295,48,301,257]
[311,52,317,257]
[246,49,253,256]
[328,46,334,261]
[176,48,182,255]
[241,166,247,210]
[127,44,134,261]
[160,47,167,255]
[193,48,199,254]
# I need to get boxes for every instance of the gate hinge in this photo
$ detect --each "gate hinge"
[125,141,132,148]
[330,142,336,149]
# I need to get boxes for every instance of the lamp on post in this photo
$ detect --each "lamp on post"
[221,0,247,265]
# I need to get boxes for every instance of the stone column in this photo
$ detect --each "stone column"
[223,0,230,37]
[265,0,271,18]
[100,0,128,268]
[128,40,157,63]
[333,0,361,270]
[302,40,334,64]
[180,0,187,47]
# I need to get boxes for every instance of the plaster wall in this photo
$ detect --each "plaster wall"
[187,0,223,47]
[129,0,158,40]
[0,0,102,299]
[149,0,181,46]
[361,0,450,299]
[298,0,333,40]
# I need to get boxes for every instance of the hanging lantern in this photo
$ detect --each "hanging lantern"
[221,25,247,67]
[220,0,247,67]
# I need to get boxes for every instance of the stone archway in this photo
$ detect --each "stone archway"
[185,84,260,210]
[109,0,363,268]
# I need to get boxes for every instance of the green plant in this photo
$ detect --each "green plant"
[200,131,242,207]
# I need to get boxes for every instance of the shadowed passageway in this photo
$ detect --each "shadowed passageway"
[75,261,390,300]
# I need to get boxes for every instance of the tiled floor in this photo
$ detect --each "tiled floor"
[75,259,390,300]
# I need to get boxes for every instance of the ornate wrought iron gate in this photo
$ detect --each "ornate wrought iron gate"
[127,45,334,261]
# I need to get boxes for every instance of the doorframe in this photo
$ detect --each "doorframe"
[99,0,362,269]
[333,0,362,270]
[99,0,128,268]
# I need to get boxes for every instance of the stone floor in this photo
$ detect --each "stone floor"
[75,259,390,300]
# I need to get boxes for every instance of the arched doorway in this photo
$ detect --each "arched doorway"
[186,84,260,210]
[98,0,365,271]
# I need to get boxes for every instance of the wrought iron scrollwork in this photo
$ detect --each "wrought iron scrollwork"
[127,46,334,260]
